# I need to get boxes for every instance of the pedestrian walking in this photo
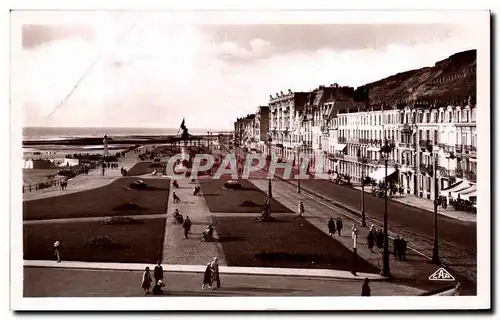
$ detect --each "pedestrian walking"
[154,261,164,285]
[361,278,371,296]
[376,228,384,251]
[53,241,62,263]
[367,227,376,252]
[183,216,192,238]
[298,201,305,217]
[328,218,336,236]
[400,237,407,260]
[173,192,180,203]
[351,224,359,275]
[201,263,212,290]
[393,236,400,259]
[141,267,152,294]
[210,257,221,290]
[336,217,343,236]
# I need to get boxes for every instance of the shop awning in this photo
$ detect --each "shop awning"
[461,190,477,201]
[367,147,380,152]
[334,144,347,151]
[439,180,469,197]
[451,184,477,199]
[369,167,396,181]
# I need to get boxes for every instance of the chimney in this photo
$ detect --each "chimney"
[288,89,292,94]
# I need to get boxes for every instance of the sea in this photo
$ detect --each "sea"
[22,126,232,165]
[23,126,231,141]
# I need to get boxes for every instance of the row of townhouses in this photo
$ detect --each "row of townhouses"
[233,51,477,204]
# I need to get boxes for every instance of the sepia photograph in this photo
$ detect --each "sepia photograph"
[9,6,491,311]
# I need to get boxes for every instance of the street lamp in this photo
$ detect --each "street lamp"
[427,143,440,264]
[358,148,368,227]
[380,138,395,277]
[267,136,273,199]
[296,144,301,193]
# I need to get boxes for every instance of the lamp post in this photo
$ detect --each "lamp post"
[380,138,395,277]
[428,143,440,264]
[359,150,367,227]
[296,144,301,193]
[267,136,273,199]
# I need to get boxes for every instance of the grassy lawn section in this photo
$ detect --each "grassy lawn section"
[212,216,379,273]
[199,176,293,213]
[126,161,167,176]
[23,218,165,263]
[23,177,170,221]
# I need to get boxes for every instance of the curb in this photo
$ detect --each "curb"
[23,261,387,282]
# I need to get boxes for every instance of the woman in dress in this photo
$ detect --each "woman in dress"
[141,266,152,294]
[201,263,212,290]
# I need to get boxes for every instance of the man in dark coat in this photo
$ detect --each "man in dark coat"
[336,217,343,236]
[376,228,384,251]
[328,218,336,236]
[154,261,164,285]
[367,229,376,252]
[183,216,192,238]
[400,237,407,260]
[393,236,400,259]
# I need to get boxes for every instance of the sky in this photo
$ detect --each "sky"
[12,12,481,130]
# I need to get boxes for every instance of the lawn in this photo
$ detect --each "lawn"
[23,218,165,263]
[199,176,293,213]
[23,177,170,221]
[212,216,379,273]
[126,161,167,176]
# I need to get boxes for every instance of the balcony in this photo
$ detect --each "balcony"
[419,139,432,148]
[401,123,413,133]
[338,137,346,144]
[455,144,463,154]
[347,138,359,144]
[455,168,464,178]
[335,153,344,160]
[321,126,329,134]
[419,163,433,176]
[464,169,477,182]
[359,138,370,145]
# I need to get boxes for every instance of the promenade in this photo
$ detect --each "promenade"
[24,267,423,297]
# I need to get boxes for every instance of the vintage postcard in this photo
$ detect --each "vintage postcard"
[9,6,491,311]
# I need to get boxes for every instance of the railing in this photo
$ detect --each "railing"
[419,139,432,148]
[471,146,477,153]
[419,163,433,175]
[455,168,464,178]
[338,137,347,144]
[401,123,412,133]
[347,138,359,144]
[335,154,344,159]
[359,138,370,145]
[22,177,66,193]
[437,166,449,177]
[455,144,463,153]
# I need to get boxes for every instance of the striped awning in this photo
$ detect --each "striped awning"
[440,180,469,197]
[334,144,347,151]
[369,167,396,181]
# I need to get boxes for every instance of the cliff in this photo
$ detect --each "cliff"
[360,49,476,108]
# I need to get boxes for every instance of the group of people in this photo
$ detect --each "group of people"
[393,236,408,260]
[327,217,344,236]
[104,162,119,169]
[367,225,386,252]
[141,258,221,294]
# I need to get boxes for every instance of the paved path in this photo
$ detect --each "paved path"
[24,260,384,280]
[23,267,424,298]
[162,178,227,266]
[248,177,476,295]
[23,152,139,202]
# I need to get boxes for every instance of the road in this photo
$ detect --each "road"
[221,146,477,284]
[23,267,424,298]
